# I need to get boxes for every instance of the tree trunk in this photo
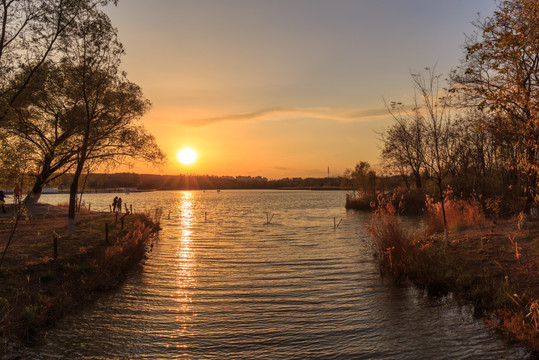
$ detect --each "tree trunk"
[24,182,44,204]
[67,169,81,236]
[23,154,54,204]
[523,148,537,214]
[413,171,422,188]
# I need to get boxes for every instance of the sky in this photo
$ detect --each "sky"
[104,0,497,179]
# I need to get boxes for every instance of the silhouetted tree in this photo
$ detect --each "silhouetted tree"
[0,0,118,127]
[59,8,163,234]
[381,101,425,189]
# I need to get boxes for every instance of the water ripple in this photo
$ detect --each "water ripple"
[25,190,530,359]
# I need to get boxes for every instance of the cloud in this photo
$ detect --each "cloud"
[182,106,389,127]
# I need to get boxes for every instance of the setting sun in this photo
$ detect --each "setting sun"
[177,147,198,165]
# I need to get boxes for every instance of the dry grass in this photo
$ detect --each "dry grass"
[366,192,539,354]
[366,193,411,276]
[424,190,487,235]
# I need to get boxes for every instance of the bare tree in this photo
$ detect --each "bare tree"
[381,101,425,189]
[414,68,456,244]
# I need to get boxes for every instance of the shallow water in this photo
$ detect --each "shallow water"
[25,190,528,359]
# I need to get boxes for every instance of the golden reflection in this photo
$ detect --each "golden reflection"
[174,191,196,338]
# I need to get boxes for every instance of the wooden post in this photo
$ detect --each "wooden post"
[105,223,109,244]
[88,203,91,212]
[334,217,336,230]
[109,204,112,212]
[130,204,133,214]
[205,211,207,221]
[53,234,58,260]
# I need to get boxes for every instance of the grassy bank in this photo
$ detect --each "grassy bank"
[368,201,539,354]
[0,204,160,356]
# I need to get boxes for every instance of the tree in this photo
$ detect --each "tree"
[414,68,456,244]
[57,8,163,235]
[5,4,164,234]
[453,0,539,214]
[343,161,377,198]
[5,61,83,202]
[381,101,425,189]
[384,68,455,244]
[0,0,118,127]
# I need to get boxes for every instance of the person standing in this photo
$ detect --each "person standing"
[14,184,21,204]
[0,190,6,213]
[117,197,122,213]
[112,196,118,212]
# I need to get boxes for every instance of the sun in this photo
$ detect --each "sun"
[177,147,198,165]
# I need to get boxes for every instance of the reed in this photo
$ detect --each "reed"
[366,193,410,275]
[424,189,486,235]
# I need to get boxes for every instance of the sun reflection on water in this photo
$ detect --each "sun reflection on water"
[174,191,196,338]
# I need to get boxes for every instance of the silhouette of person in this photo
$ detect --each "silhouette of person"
[14,184,21,204]
[0,190,6,213]
[112,196,118,212]
[117,197,122,213]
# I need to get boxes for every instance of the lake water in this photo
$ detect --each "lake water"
[25,190,528,359]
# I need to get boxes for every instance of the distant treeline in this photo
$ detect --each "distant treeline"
[52,173,344,191]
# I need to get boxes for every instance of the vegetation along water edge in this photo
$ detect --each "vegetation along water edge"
[365,191,539,356]
[0,203,161,358]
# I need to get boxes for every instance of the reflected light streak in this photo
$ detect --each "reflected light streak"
[174,191,196,338]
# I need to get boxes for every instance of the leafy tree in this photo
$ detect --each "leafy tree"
[343,161,377,198]
[5,61,83,202]
[4,4,164,235]
[453,0,539,213]
[56,7,163,234]
[0,0,118,126]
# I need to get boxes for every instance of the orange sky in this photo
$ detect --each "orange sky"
[105,1,495,178]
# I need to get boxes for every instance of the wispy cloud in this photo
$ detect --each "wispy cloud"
[182,106,389,127]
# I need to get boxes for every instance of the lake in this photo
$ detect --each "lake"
[25,190,527,359]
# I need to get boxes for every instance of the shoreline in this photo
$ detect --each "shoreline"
[0,204,159,357]
[372,215,539,355]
